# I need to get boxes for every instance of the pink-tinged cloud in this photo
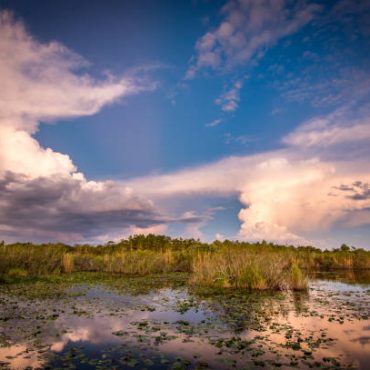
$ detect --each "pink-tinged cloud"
[0,11,167,242]
[283,117,370,148]
[1,9,370,247]
[127,126,370,244]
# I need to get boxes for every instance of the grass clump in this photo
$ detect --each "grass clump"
[190,249,308,290]
[62,253,74,273]
[288,263,307,291]
[239,265,267,290]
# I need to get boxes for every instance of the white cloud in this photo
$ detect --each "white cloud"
[0,11,164,242]
[237,157,336,243]
[224,132,256,145]
[0,10,153,179]
[0,12,147,134]
[0,125,77,178]
[278,66,370,110]
[283,117,370,148]
[215,233,224,241]
[1,10,370,246]
[215,79,243,112]
[127,224,169,237]
[128,136,370,244]
[51,328,90,352]
[187,0,320,77]
[206,118,222,128]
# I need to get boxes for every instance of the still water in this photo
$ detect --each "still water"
[0,271,369,370]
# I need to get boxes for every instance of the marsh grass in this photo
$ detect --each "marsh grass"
[6,267,28,279]
[0,236,369,290]
[190,249,308,290]
[62,253,74,273]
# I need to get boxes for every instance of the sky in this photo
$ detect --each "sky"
[0,0,370,248]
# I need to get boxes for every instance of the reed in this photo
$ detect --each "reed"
[0,236,369,290]
[62,254,74,273]
[190,248,308,290]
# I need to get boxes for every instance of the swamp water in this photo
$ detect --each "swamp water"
[0,272,369,370]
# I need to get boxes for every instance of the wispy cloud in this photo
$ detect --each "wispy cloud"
[205,118,222,128]
[224,133,256,145]
[283,116,370,148]
[215,79,243,112]
[277,67,370,109]
[186,0,321,78]
[180,207,224,240]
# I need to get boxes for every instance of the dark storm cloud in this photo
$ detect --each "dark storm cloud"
[0,172,208,242]
[334,181,370,201]
[0,172,161,241]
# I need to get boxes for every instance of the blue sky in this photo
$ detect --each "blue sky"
[0,0,370,248]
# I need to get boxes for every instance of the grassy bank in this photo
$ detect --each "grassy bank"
[1,235,369,290]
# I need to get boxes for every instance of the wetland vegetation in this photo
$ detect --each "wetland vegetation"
[1,236,370,369]
[1,235,369,290]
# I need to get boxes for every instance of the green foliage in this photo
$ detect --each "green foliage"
[0,234,369,291]
[7,267,28,278]
[288,263,307,291]
[239,265,266,290]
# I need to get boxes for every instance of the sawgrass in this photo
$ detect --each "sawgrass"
[0,236,369,290]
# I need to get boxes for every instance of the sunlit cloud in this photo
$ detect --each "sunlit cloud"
[1,4,370,247]
[283,117,370,148]
[127,110,370,244]
[0,11,164,242]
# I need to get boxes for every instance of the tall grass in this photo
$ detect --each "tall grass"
[190,248,307,290]
[0,236,369,290]
[62,253,74,273]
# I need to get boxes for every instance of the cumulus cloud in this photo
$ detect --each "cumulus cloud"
[0,10,153,179]
[0,171,166,242]
[1,9,370,246]
[0,11,163,242]
[186,0,320,77]
[0,125,77,178]
[182,0,370,244]
[128,138,370,244]
[0,11,151,134]
[238,157,346,243]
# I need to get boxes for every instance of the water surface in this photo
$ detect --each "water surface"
[0,271,369,369]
